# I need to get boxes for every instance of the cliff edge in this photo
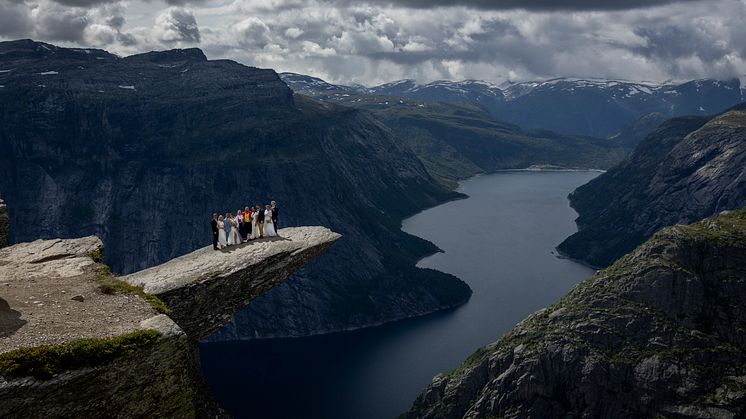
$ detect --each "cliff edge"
[405,208,746,419]
[122,227,341,339]
[557,105,746,268]
[0,226,339,418]
[0,199,7,248]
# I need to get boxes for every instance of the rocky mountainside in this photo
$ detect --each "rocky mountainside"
[282,73,745,139]
[0,39,469,339]
[558,104,746,268]
[405,208,746,419]
[608,112,669,149]
[494,78,744,138]
[281,74,627,188]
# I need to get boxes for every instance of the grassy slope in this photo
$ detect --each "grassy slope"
[305,94,627,188]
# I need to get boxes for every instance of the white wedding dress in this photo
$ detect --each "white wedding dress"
[264,210,277,237]
[218,221,227,249]
[228,219,240,245]
[250,211,259,239]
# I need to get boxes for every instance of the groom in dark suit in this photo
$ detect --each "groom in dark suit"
[255,204,265,238]
[271,200,279,234]
[210,213,219,250]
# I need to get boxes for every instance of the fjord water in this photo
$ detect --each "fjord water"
[200,171,598,419]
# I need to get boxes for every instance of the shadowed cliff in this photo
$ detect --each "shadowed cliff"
[558,104,746,268]
[405,209,746,419]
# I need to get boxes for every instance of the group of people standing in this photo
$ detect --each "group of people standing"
[211,201,280,250]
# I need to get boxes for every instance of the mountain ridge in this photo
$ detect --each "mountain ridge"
[557,103,746,268]
[281,72,745,139]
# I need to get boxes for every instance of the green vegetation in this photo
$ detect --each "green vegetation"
[448,345,491,380]
[88,246,170,314]
[677,208,746,247]
[343,96,627,185]
[95,265,171,315]
[0,330,162,380]
[89,248,104,263]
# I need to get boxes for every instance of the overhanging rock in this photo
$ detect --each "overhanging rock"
[122,227,341,340]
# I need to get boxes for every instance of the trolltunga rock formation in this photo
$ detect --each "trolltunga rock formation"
[0,226,339,418]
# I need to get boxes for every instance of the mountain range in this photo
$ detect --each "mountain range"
[3,39,742,341]
[0,39,640,339]
[283,73,629,188]
[281,73,745,139]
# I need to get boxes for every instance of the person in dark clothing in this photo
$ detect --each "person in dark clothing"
[271,200,279,234]
[255,204,265,238]
[210,213,219,250]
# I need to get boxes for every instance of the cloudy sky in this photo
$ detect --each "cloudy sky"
[1,0,745,85]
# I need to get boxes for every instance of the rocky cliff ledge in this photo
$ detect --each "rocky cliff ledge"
[0,199,8,248]
[405,209,746,419]
[122,227,341,340]
[0,226,339,418]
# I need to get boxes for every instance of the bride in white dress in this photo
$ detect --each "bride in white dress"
[263,205,277,237]
[217,215,227,249]
[250,208,259,239]
[228,213,240,245]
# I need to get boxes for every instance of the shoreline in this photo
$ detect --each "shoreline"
[202,296,469,343]
[212,168,601,343]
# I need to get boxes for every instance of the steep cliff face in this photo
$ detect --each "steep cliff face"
[558,104,746,267]
[0,39,470,338]
[0,199,7,248]
[608,112,669,149]
[406,209,746,419]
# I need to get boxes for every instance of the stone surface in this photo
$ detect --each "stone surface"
[0,236,155,352]
[0,314,223,419]
[123,226,341,339]
[558,105,746,268]
[405,209,746,419]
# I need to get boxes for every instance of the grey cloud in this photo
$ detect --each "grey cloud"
[633,24,728,62]
[106,15,125,29]
[325,0,704,11]
[0,0,33,37]
[50,0,117,7]
[35,5,89,42]
[154,7,201,43]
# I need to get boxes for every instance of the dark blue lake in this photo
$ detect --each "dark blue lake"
[200,170,599,419]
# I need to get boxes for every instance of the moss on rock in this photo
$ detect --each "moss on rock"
[0,330,162,380]
[95,265,171,315]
